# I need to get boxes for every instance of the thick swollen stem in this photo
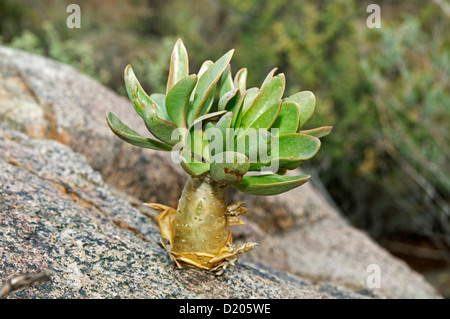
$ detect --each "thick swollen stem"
[172,176,230,256]
[149,175,256,272]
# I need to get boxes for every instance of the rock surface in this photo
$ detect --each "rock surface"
[0,46,441,298]
[0,127,363,298]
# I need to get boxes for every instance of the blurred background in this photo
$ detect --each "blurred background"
[1,0,449,296]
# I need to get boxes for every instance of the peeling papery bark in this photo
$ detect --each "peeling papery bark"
[147,176,257,274]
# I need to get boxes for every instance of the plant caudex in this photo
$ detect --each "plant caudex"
[106,39,332,274]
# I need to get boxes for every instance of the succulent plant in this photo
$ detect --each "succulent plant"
[106,39,331,274]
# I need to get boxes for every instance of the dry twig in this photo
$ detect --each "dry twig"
[0,269,54,298]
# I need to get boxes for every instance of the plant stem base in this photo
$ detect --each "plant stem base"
[148,203,257,275]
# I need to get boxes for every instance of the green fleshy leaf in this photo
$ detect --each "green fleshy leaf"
[282,162,303,170]
[241,87,259,114]
[218,88,240,111]
[219,64,235,99]
[207,112,233,155]
[106,112,172,151]
[271,133,321,167]
[240,74,285,133]
[270,101,301,136]
[201,84,217,117]
[166,38,189,94]
[187,50,234,124]
[180,149,210,177]
[189,110,228,130]
[198,60,214,78]
[261,67,278,88]
[284,91,316,129]
[166,74,197,129]
[215,111,233,132]
[186,111,226,162]
[231,91,246,129]
[300,126,333,138]
[142,104,180,145]
[124,64,164,118]
[187,60,213,120]
[210,151,249,184]
[235,129,274,164]
[246,101,281,132]
[186,127,210,163]
[231,174,310,196]
[203,121,216,134]
[234,68,247,93]
[276,166,288,175]
[150,93,169,120]
[249,133,321,171]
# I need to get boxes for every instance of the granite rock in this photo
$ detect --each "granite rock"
[0,127,366,298]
